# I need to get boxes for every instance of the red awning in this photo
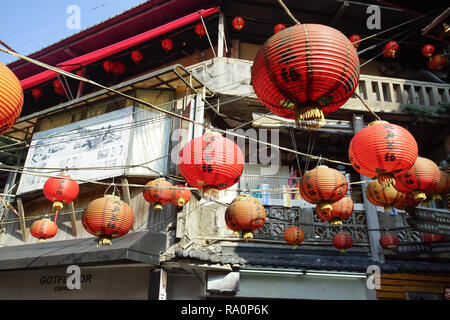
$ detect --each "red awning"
[20,7,219,90]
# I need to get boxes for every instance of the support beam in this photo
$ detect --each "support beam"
[121,177,134,231]
[69,202,77,237]
[331,1,350,26]
[16,198,28,242]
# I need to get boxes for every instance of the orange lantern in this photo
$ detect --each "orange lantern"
[315,196,353,225]
[232,16,245,31]
[428,54,448,71]
[43,174,79,210]
[299,165,348,214]
[194,23,206,38]
[30,216,58,241]
[393,192,421,210]
[421,44,435,57]
[333,232,353,253]
[32,88,43,100]
[103,61,114,74]
[431,170,450,200]
[382,41,399,58]
[349,34,361,48]
[143,178,175,210]
[172,184,191,207]
[224,194,266,240]
[111,61,125,76]
[161,38,174,52]
[82,195,134,246]
[284,226,304,249]
[0,62,23,134]
[349,120,418,187]
[366,179,405,214]
[394,157,440,202]
[423,233,444,243]
[273,23,286,34]
[131,50,143,65]
[379,233,400,249]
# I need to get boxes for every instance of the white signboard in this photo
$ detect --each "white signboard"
[17,107,133,195]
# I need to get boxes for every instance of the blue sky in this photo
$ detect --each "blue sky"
[0,0,148,64]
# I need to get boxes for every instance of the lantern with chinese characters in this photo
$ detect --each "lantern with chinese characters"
[224,194,266,240]
[143,178,175,210]
[421,44,435,57]
[82,195,134,246]
[111,61,125,76]
[43,174,79,210]
[178,132,244,200]
[428,54,448,71]
[30,216,58,242]
[232,16,245,31]
[315,196,353,226]
[432,170,450,200]
[284,226,304,249]
[251,24,360,130]
[382,41,399,58]
[333,232,353,253]
[349,34,361,48]
[195,23,206,38]
[273,23,286,34]
[394,157,440,202]
[393,192,421,210]
[103,61,114,74]
[53,79,67,96]
[366,179,405,214]
[161,38,174,52]
[423,233,444,243]
[0,62,23,134]
[131,50,143,65]
[349,120,418,186]
[32,88,43,100]
[379,233,400,249]
[299,165,348,214]
[172,184,191,208]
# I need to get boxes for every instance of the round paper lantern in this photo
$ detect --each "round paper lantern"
[82,195,134,246]
[0,62,23,134]
[382,41,399,58]
[273,23,286,34]
[232,16,245,31]
[76,69,84,77]
[161,38,174,52]
[195,23,206,38]
[428,54,448,71]
[224,194,266,240]
[178,132,244,199]
[349,120,418,186]
[103,61,114,74]
[299,165,348,213]
[143,178,175,210]
[433,170,450,199]
[111,61,125,76]
[131,50,143,64]
[349,34,361,48]
[172,184,191,207]
[366,179,405,214]
[315,196,353,225]
[251,24,360,130]
[393,192,421,210]
[423,233,444,243]
[394,157,441,202]
[380,233,400,249]
[333,232,353,253]
[32,88,43,100]
[284,226,304,249]
[53,79,67,96]
[421,44,435,57]
[43,174,79,210]
[30,217,58,242]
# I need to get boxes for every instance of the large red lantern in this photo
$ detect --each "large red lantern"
[30,216,58,242]
[232,16,245,31]
[382,41,399,58]
[333,232,353,253]
[284,226,304,249]
[111,61,125,76]
[421,44,435,57]
[315,196,353,225]
[379,233,400,249]
[366,179,405,214]
[273,23,286,34]
[349,34,361,48]
[428,54,448,71]
[82,195,134,246]
[172,184,191,208]
[131,50,143,64]
[394,157,441,202]
[43,174,79,210]
[251,24,360,130]
[349,120,418,186]
[299,165,348,213]
[224,194,266,240]
[143,178,175,210]
[161,38,174,52]
[423,233,444,243]
[178,132,244,199]
[103,61,114,74]
[195,23,206,38]
[32,88,43,100]
[0,62,23,134]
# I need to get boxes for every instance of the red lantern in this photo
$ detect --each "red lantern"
[172,184,191,207]
[393,192,421,210]
[434,170,450,197]
[428,54,448,71]
[394,157,441,202]
[232,16,245,31]
[76,69,84,77]
[284,226,305,249]
[382,41,399,58]
[43,174,79,210]
[103,61,114,74]
[0,62,23,134]
[315,196,353,226]
[53,79,67,96]
[379,233,400,249]
[251,24,360,130]
[224,194,266,240]
[333,232,353,253]
[366,179,405,214]
[111,61,125,76]
[349,34,361,48]
[349,120,418,186]
[32,88,43,100]
[421,44,435,58]
[423,233,444,243]
[273,23,286,34]
[30,217,58,242]
[82,195,134,246]
[131,50,143,65]
[143,178,175,210]
[178,132,244,199]
[299,165,348,213]
[195,23,206,38]
[161,38,174,52]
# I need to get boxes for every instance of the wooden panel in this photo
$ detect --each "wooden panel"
[376,291,406,299]
[381,273,450,282]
